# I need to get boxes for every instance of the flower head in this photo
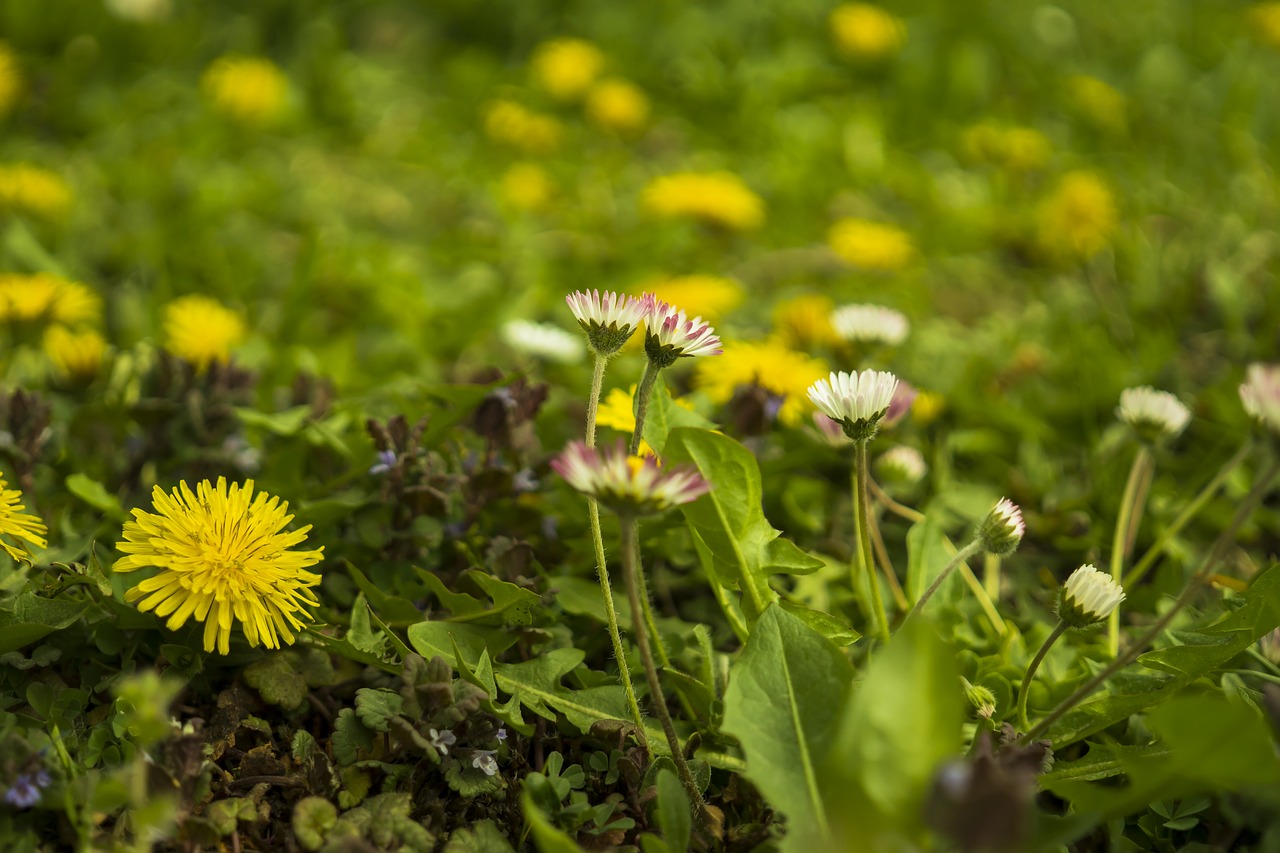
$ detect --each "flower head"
[3,771,50,809]
[642,171,764,231]
[774,294,840,348]
[531,38,604,100]
[961,122,1051,172]
[501,319,585,363]
[694,338,828,426]
[472,751,499,777]
[0,472,46,561]
[644,300,722,367]
[807,369,899,441]
[642,275,743,323]
[202,56,287,124]
[428,728,457,756]
[43,326,107,381]
[0,42,21,117]
[876,445,927,485]
[586,79,650,134]
[1037,171,1117,261]
[977,498,1025,557]
[1067,75,1126,133]
[565,290,650,356]
[114,478,324,655]
[829,4,906,60]
[827,218,914,271]
[0,165,72,220]
[831,303,910,347]
[552,440,710,516]
[0,274,99,325]
[1117,386,1191,442]
[1240,363,1280,435]
[164,295,246,371]
[500,163,554,211]
[1058,564,1125,628]
[484,100,562,154]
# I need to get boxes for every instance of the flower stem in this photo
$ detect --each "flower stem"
[1017,622,1067,731]
[854,441,890,642]
[629,360,661,457]
[1018,455,1280,746]
[620,519,705,808]
[904,539,984,623]
[1108,445,1154,656]
[1123,441,1252,588]
[868,505,909,612]
[584,354,645,734]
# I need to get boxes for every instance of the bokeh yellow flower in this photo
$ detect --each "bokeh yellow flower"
[202,56,287,124]
[44,325,107,380]
[596,384,694,456]
[911,390,945,426]
[830,3,906,60]
[114,477,324,655]
[0,165,73,221]
[774,294,840,348]
[586,79,650,134]
[694,339,829,427]
[0,273,100,325]
[1036,171,1117,260]
[531,38,605,101]
[0,472,46,561]
[1067,75,1126,133]
[501,162,554,211]
[1250,3,1280,47]
[642,171,764,231]
[961,122,1051,172]
[0,42,21,116]
[484,100,563,154]
[827,218,914,271]
[641,275,743,322]
[163,294,246,370]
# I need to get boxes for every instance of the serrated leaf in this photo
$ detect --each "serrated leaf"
[332,708,375,766]
[354,688,403,733]
[243,652,308,709]
[445,758,505,798]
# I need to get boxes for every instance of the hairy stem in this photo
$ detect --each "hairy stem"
[1108,445,1154,656]
[628,360,661,457]
[904,539,984,623]
[854,441,890,642]
[1017,622,1068,731]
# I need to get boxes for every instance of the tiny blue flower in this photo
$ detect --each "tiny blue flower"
[369,450,397,476]
[472,750,498,777]
[428,728,457,756]
[495,727,508,742]
[4,774,41,809]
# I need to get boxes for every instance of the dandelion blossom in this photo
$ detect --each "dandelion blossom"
[500,163,554,211]
[0,165,73,220]
[0,43,21,116]
[774,294,839,348]
[531,38,604,101]
[164,295,246,371]
[0,472,46,561]
[0,274,99,325]
[1250,3,1280,48]
[827,218,914,271]
[642,275,743,322]
[1067,75,1126,133]
[483,100,563,154]
[586,79,650,133]
[114,478,323,655]
[694,339,828,426]
[202,56,287,124]
[829,4,906,60]
[44,326,107,380]
[642,172,764,231]
[1036,171,1117,260]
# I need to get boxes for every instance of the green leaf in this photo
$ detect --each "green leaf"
[243,652,308,709]
[778,599,860,646]
[639,375,716,455]
[347,563,422,627]
[665,428,823,625]
[906,513,959,603]
[522,781,588,853]
[406,620,518,664]
[822,617,963,849]
[1041,743,1170,785]
[653,768,692,853]
[233,405,312,436]
[721,604,854,849]
[332,708,375,766]
[441,819,517,853]
[65,473,125,519]
[0,591,91,654]
[354,688,403,732]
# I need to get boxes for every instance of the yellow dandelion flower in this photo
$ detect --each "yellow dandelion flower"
[484,100,563,154]
[0,273,100,325]
[0,42,21,116]
[911,390,945,426]
[44,325,107,380]
[1250,3,1280,47]
[0,472,46,561]
[596,385,694,457]
[641,275,744,322]
[202,56,287,124]
[0,165,73,220]
[1067,75,1126,133]
[163,294,246,370]
[501,162,554,211]
[961,122,1051,172]
[114,478,323,655]
[830,3,906,61]
[642,171,764,231]
[827,218,914,271]
[693,339,828,427]
[773,294,840,348]
[531,38,605,101]
[585,78,650,134]
[1036,171,1117,260]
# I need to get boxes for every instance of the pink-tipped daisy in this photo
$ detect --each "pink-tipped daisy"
[565,290,652,356]
[806,369,899,440]
[978,497,1025,556]
[643,300,723,368]
[551,440,710,516]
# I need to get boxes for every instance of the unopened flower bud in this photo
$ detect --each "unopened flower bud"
[1057,564,1125,628]
[978,498,1025,556]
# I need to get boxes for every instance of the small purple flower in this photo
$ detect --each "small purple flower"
[495,728,508,742]
[428,728,457,756]
[369,450,397,476]
[472,750,499,777]
[882,381,918,428]
[4,774,43,809]
[512,469,540,493]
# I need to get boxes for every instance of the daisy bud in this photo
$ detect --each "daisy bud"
[1116,386,1190,443]
[1057,564,1125,628]
[1240,363,1280,436]
[962,679,997,721]
[551,440,711,517]
[565,289,651,356]
[831,303,910,347]
[977,498,1025,556]
[806,369,900,442]
[876,445,927,485]
[644,300,723,368]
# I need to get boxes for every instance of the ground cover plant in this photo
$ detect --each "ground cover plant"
[1,0,1279,850]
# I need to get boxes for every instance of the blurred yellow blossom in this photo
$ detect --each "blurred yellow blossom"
[484,100,563,154]
[0,43,21,116]
[641,275,743,322]
[164,294,246,370]
[911,390,946,425]
[0,165,73,220]
[962,122,1051,171]
[0,274,99,325]
[642,171,764,231]
[827,218,913,271]
[774,295,840,348]
[586,79,650,134]
[1068,75,1126,133]
[202,56,287,124]
[44,326,107,380]
[0,471,46,561]
[1037,171,1117,260]
[596,385,694,456]
[531,38,605,100]
[830,4,906,60]
[501,163,554,211]
[694,339,828,426]
[1250,4,1280,47]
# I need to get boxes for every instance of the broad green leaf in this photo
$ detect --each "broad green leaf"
[243,653,308,709]
[778,599,860,646]
[549,575,634,630]
[822,617,963,851]
[0,592,92,654]
[722,604,854,850]
[406,620,519,663]
[522,780,587,853]
[346,563,422,626]
[354,688,403,732]
[665,428,824,625]
[653,767,692,853]
[639,375,716,455]
[906,513,958,602]
[233,405,312,436]
[65,473,125,519]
